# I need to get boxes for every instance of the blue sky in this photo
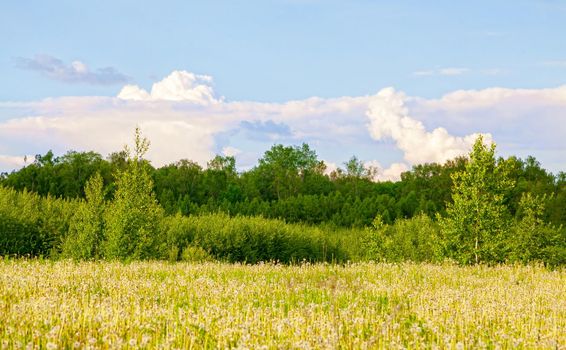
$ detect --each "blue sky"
[1,1,565,178]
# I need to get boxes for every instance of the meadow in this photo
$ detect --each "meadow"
[1,260,564,349]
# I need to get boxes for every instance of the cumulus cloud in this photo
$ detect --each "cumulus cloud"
[379,162,410,181]
[15,54,129,85]
[118,70,221,105]
[366,87,492,165]
[1,70,565,180]
[0,88,369,171]
[364,160,410,182]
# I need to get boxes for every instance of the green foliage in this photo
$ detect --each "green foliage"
[510,193,565,266]
[180,244,213,262]
[61,173,105,260]
[3,140,565,233]
[0,186,76,257]
[0,150,113,198]
[1,133,565,266]
[163,212,348,263]
[103,128,164,260]
[398,157,466,218]
[363,214,443,262]
[440,136,515,264]
[254,143,325,200]
[0,210,43,256]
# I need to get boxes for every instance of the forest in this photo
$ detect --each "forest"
[1,130,565,265]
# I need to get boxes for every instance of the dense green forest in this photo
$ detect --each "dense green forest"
[1,130,565,265]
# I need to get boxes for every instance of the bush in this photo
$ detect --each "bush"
[0,212,43,256]
[363,213,443,263]
[163,213,348,263]
[181,244,213,262]
[0,186,76,257]
[509,193,566,266]
[61,173,106,260]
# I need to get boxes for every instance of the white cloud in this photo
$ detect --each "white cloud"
[322,161,339,176]
[0,155,32,171]
[379,162,410,181]
[1,70,565,180]
[222,146,242,157]
[0,89,369,171]
[118,70,221,105]
[421,85,566,111]
[366,87,492,165]
[116,85,150,101]
[364,160,410,182]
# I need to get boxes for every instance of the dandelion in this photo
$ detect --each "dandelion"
[0,261,564,348]
[141,335,151,347]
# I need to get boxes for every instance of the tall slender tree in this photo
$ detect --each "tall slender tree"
[61,173,105,260]
[103,128,164,260]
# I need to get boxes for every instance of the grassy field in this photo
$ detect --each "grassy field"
[0,261,564,349]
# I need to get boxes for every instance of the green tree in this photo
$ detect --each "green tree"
[103,128,164,260]
[61,173,105,260]
[511,193,566,265]
[439,136,514,264]
[363,214,443,262]
[203,155,238,201]
[254,143,322,200]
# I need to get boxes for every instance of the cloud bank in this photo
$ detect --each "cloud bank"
[15,54,129,85]
[1,70,565,180]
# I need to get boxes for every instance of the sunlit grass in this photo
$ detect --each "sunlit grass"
[0,260,564,349]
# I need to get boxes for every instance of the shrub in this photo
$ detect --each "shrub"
[509,193,566,266]
[163,212,347,263]
[61,173,106,260]
[181,245,213,262]
[363,214,443,262]
[0,186,75,257]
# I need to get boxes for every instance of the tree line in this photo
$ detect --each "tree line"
[2,140,565,229]
[0,130,564,265]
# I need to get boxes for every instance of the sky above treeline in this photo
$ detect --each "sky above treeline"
[1,0,565,180]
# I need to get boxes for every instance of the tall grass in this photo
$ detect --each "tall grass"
[0,260,564,349]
